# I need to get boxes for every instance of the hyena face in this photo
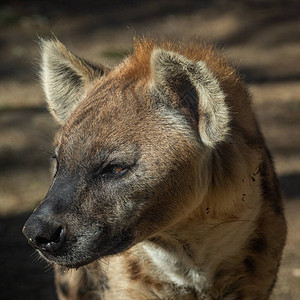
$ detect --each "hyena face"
[23,39,228,268]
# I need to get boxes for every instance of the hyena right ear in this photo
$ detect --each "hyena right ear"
[40,38,107,124]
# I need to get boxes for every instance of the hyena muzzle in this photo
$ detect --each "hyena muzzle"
[23,38,286,300]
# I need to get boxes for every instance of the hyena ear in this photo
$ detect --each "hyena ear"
[150,49,230,147]
[40,38,107,124]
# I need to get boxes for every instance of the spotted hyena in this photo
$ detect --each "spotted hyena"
[23,38,286,300]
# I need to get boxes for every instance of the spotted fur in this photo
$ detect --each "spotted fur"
[23,38,286,300]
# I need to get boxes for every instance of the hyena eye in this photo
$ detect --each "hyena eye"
[101,164,129,179]
[88,161,134,182]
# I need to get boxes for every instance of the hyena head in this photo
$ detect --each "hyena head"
[23,38,232,268]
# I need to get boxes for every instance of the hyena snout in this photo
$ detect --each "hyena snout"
[23,209,66,253]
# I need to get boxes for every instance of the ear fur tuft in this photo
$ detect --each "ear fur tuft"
[40,38,106,124]
[150,49,230,147]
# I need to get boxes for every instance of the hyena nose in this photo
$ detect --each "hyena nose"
[23,217,66,253]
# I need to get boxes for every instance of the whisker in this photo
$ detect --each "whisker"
[211,219,252,229]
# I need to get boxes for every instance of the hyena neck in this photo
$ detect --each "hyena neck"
[141,172,262,294]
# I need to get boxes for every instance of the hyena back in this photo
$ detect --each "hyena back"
[23,38,286,299]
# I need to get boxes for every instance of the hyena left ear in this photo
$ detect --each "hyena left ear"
[150,49,230,147]
[40,38,107,124]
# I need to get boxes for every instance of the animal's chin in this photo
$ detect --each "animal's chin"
[38,231,134,268]
[38,249,98,268]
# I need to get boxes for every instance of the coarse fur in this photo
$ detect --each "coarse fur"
[23,37,287,300]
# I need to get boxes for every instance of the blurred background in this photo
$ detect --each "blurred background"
[0,0,299,299]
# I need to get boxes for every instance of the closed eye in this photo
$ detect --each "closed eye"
[88,163,132,181]
[101,164,129,179]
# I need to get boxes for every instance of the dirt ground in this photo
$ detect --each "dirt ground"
[0,1,299,299]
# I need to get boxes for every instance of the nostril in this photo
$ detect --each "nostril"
[35,226,66,253]
[36,226,62,245]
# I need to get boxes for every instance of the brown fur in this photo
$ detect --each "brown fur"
[23,38,286,300]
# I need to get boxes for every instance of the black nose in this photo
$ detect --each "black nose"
[23,216,66,253]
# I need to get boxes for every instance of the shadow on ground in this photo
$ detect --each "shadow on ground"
[280,173,300,200]
[0,212,56,300]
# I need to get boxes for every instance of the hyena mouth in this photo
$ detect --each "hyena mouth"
[62,232,133,268]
